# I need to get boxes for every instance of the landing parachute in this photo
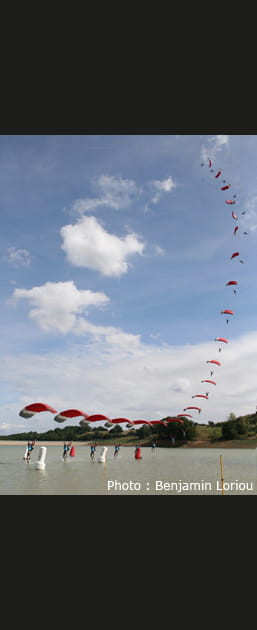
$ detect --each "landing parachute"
[54,408,89,423]
[19,402,58,419]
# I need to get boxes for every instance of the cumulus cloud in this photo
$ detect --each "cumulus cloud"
[60,215,145,276]
[5,246,32,267]
[12,280,109,333]
[70,174,141,214]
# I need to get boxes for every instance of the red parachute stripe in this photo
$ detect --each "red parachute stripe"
[184,406,201,413]
[21,402,57,413]
[215,337,228,343]
[231,252,240,259]
[215,170,222,178]
[201,379,216,385]
[226,280,237,286]
[192,394,209,399]
[87,414,110,422]
[225,199,236,204]
[233,226,239,234]
[221,185,231,190]
[221,309,234,315]
[55,408,88,418]
[208,159,212,168]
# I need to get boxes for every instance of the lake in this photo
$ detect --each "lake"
[0,444,256,495]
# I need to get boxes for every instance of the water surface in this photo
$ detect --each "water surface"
[0,444,256,495]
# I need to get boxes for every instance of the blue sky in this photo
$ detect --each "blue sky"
[1,133,257,433]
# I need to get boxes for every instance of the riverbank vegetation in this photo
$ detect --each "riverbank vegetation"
[1,411,257,447]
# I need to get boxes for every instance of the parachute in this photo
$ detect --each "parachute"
[215,337,228,344]
[215,170,222,178]
[110,417,134,424]
[232,211,238,220]
[220,185,231,191]
[192,394,209,399]
[184,406,201,413]
[226,280,238,286]
[54,408,89,423]
[201,379,216,385]
[87,414,110,422]
[19,402,57,419]
[225,199,236,205]
[233,226,239,235]
[230,252,240,260]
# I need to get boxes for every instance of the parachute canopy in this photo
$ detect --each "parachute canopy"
[215,337,228,343]
[221,309,234,316]
[54,408,89,423]
[19,402,58,419]
[201,379,216,385]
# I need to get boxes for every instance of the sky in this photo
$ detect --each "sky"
[1,133,257,434]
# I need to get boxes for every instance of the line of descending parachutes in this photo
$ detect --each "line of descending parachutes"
[180,157,248,424]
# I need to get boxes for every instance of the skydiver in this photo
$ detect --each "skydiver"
[233,289,237,294]
[90,444,96,461]
[63,441,72,460]
[226,319,229,324]
[210,370,214,376]
[114,444,120,457]
[26,439,36,462]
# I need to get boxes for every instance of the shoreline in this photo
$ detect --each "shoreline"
[0,439,256,448]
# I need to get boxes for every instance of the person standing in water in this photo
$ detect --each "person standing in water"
[26,439,36,462]
[90,444,95,460]
[63,441,72,460]
[114,444,120,457]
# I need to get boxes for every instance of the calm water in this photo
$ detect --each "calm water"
[0,444,256,495]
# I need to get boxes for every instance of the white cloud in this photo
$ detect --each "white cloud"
[150,175,176,204]
[70,174,141,214]
[60,215,145,276]
[12,281,109,333]
[201,135,229,163]
[5,246,32,266]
